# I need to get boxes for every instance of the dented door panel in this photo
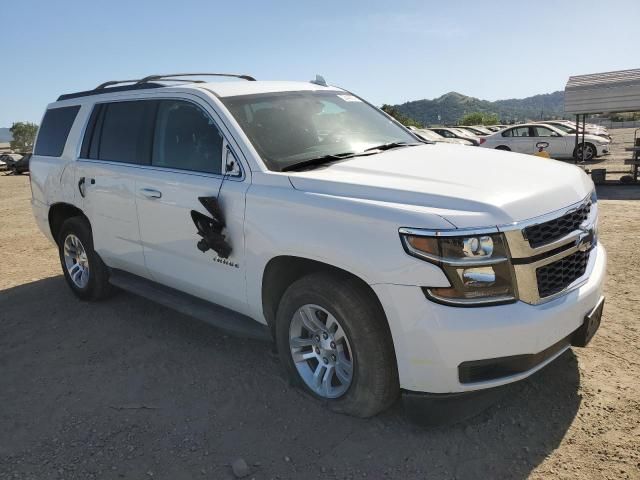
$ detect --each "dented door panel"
[134,168,251,316]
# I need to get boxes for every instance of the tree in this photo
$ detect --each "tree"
[381,104,423,128]
[459,112,499,126]
[10,122,38,152]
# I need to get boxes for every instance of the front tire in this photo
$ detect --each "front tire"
[275,272,399,417]
[575,143,596,161]
[57,217,113,301]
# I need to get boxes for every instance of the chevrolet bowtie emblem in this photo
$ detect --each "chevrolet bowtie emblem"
[576,227,595,252]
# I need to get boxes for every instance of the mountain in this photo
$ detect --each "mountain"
[0,128,11,143]
[392,91,566,125]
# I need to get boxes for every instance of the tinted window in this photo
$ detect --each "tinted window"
[533,126,556,137]
[511,127,530,137]
[152,100,223,174]
[92,101,156,164]
[502,129,513,137]
[34,106,80,157]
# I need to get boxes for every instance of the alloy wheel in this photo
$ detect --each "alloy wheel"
[289,304,354,398]
[63,234,90,289]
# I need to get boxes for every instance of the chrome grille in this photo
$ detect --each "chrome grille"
[524,202,591,248]
[536,249,590,298]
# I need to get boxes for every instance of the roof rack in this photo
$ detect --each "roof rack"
[58,72,256,101]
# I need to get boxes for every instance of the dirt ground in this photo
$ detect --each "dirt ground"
[1,172,639,480]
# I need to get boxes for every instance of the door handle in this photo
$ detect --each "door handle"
[78,177,86,198]
[140,188,162,199]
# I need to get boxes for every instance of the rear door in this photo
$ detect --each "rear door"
[75,100,156,277]
[133,97,250,314]
[502,126,534,154]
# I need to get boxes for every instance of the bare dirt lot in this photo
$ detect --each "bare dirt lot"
[1,174,639,480]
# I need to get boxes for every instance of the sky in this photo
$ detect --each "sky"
[1,0,639,126]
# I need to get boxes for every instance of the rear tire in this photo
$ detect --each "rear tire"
[275,272,399,417]
[57,217,113,301]
[495,145,511,151]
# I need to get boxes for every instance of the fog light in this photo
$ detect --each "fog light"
[462,267,496,287]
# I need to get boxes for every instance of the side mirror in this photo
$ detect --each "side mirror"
[224,146,241,177]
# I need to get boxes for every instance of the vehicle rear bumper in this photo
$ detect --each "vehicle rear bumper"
[373,243,606,394]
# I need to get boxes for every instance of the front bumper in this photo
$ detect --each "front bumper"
[373,242,606,394]
[596,143,610,156]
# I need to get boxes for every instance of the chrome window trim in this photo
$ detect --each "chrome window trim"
[73,95,246,180]
[399,191,597,306]
[76,158,246,182]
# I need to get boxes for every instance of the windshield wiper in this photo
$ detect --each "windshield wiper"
[281,141,423,172]
[363,141,422,152]
[281,152,359,172]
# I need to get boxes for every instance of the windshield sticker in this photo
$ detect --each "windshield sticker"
[337,95,362,103]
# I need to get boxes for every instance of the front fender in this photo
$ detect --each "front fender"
[243,180,452,322]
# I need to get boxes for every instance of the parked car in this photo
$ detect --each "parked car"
[413,128,474,146]
[10,153,31,174]
[538,121,611,140]
[30,73,606,419]
[457,125,492,136]
[479,123,610,160]
[428,127,480,146]
[0,153,23,170]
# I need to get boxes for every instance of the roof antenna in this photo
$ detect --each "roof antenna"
[310,74,327,87]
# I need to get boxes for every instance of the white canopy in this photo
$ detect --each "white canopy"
[564,68,640,115]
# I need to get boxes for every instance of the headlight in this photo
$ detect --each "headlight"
[400,230,517,306]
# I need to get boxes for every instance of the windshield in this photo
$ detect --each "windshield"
[547,123,575,133]
[221,90,417,171]
[452,128,474,137]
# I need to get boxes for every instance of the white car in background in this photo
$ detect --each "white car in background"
[428,127,480,146]
[457,125,492,136]
[413,128,474,146]
[538,120,611,140]
[480,123,610,160]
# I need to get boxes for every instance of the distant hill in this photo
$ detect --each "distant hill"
[392,91,566,125]
[0,128,11,142]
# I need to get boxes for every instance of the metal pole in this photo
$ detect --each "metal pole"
[574,114,580,164]
[581,114,586,162]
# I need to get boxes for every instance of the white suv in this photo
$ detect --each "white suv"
[30,73,606,418]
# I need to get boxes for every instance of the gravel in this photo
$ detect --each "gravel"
[0,172,638,480]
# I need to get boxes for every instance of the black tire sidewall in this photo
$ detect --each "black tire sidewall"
[57,217,103,300]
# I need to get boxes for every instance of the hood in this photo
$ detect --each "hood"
[582,133,610,143]
[287,143,593,228]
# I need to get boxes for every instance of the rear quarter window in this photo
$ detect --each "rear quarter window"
[34,106,81,157]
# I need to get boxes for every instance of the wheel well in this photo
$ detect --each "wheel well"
[495,145,511,151]
[48,203,88,243]
[261,256,386,334]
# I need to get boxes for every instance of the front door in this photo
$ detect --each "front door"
[134,98,250,314]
